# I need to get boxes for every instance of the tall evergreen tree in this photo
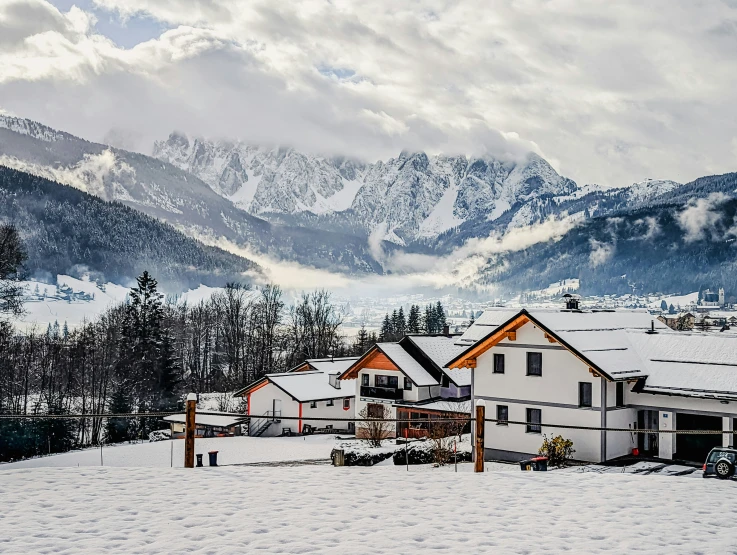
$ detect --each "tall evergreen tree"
[379,314,392,342]
[407,305,421,334]
[435,301,447,332]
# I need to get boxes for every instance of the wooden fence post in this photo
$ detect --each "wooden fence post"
[474,400,485,473]
[184,392,197,468]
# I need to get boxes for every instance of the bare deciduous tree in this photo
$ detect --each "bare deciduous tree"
[358,404,393,448]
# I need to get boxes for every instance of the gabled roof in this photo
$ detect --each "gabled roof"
[450,307,737,399]
[268,371,355,402]
[234,357,359,400]
[449,308,667,380]
[403,335,471,387]
[340,342,437,386]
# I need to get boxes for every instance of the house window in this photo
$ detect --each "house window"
[367,403,384,418]
[526,408,541,433]
[493,353,505,374]
[362,374,369,386]
[404,377,412,390]
[343,398,350,410]
[327,399,334,407]
[526,352,542,376]
[310,401,317,409]
[496,405,508,425]
[616,382,625,407]
[579,382,592,407]
[375,375,398,389]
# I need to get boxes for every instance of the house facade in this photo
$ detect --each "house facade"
[340,335,471,438]
[233,357,357,437]
[448,307,737,464]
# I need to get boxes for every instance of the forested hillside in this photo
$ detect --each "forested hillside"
[485,183,737,296]
[0,166,261,290]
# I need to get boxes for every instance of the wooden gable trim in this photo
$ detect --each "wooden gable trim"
[339,347,400,380]
[448,314,530,369]
[291,362,312,372]
[233,377,269,398]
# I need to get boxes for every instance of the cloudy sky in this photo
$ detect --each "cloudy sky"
[1,0,736,187]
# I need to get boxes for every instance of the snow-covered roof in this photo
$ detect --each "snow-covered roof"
[268,371,356,402]
[378,343,437,386]
[456,308,664,347]
[405,335,471,386]
[163,414,244,427]
[293,357,359,374]
[458,307,737,399]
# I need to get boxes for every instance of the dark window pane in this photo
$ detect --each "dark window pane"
[526,408,541,433]
[362,374,369,386]
[404,377,412,390]
[527,352,542,376]
[579,382,592,407]
[616,382,625,407]
[497,405,508,425]
[387,376,398,389]
[493,353,505,374]
[375,375,388,387]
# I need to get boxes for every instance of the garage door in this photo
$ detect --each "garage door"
[675,413,722,463]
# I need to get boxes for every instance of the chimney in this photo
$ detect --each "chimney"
[442,324,450,336]
[329,373,341,389]
[563,293,581,310]
[646,320,659,334]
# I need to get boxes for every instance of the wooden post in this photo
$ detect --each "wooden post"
[184,392,197,468]
[474,400,485,473]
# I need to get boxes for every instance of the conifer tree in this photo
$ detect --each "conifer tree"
[379,314,392,342]
[407,305,421,334]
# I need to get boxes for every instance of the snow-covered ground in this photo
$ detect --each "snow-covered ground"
[0,435,337,469]
[1,465,735,554]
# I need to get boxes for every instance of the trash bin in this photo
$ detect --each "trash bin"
[208,450,219,467]
[519,456,548,471]
[196,454,203,467]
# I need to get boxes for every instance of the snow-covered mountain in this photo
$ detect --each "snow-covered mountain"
[0,115,385,275]
[153,133,577,245]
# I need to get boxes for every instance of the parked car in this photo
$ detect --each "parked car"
[703,447,737,479]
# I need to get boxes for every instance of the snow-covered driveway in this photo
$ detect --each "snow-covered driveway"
[1,466,735,554]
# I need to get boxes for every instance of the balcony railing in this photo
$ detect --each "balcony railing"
[360,385,404,400]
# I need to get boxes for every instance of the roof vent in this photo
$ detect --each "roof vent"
[646,320,659,334]
[563,293,581,310]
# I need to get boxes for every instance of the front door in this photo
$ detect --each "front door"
[637,410,659,455]
[273,399,282,419]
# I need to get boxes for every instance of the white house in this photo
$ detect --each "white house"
[447,305,737,463]
[233,357,358,437]
[340,335,472,438]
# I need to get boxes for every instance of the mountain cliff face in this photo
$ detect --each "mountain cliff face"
[152,133,578,245]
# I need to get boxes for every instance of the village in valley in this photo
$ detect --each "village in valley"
[3,1,737,552]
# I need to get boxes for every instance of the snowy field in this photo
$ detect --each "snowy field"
[0,435,337,469]
[1,465,736,554]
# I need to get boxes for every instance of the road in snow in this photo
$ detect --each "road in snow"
[0,466,735,554]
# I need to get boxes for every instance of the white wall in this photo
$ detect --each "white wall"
[301,396,355,432]
[475,322,606,462]
[248,382,299,437]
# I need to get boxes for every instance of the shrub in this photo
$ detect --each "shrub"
[538,434,575,467]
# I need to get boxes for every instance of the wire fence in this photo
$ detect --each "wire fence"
[0,411,731,434]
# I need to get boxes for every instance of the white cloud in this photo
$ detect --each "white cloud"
[589,239,615,268]
[0,149,134,199]
[1,0,736,186]
[676,192,729,242]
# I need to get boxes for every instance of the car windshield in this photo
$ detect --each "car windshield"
[708,450,736,463]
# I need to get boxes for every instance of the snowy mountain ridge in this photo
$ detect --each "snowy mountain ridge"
[152,133,581,244]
